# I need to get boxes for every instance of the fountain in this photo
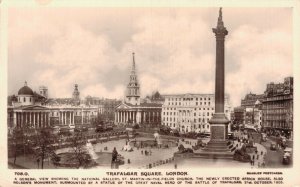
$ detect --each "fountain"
[154,132,162,147]
[86,141,99,160]
[122,140,133,151]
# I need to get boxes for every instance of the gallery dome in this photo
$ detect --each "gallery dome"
[18,81,34,95]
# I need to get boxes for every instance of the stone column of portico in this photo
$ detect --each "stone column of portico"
[29,112,32,126]
[44,112,47,127]
[33,113,35,128]
[137,111,141,124]
[36,112,39,128]
[24,112,27,126]
[60,112,63,125]
[15,112,17,127]
[126,112,128,123]
[117,111,119,123]
[128,111,130,122]
[47,112,49,126]
[64,112,67,125]
[40,112,43,127]
[123,111,125,123]
[71,111,73,125]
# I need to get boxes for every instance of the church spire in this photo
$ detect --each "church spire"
[126,52,140,105]
[132,52,136,73]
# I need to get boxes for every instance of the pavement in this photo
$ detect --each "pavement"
[8,130,292,169]
[92,138,178,169]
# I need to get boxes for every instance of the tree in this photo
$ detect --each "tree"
[33,128,55,169]
[69,131,91,169]
[10,128,25,164]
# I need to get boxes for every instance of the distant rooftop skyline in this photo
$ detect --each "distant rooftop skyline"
[8,8,292,107]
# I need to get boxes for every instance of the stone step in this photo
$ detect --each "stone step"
[205,144,230,148]
[207,141,229,146]
[193,152,234,159]
[202,148,231,152]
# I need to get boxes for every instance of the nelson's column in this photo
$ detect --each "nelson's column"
[201,8,233,158]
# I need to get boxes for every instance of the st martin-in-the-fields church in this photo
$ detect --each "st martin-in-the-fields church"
[115,53,162,125]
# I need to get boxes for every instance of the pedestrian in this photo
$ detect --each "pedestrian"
[141,150,143,155]
[174,164,177,169]
[261,151,263,155]
[128,159,131,164]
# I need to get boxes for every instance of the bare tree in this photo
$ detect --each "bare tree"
[10,128,24,164]
[69,131,91,169]
[33,128,55,169]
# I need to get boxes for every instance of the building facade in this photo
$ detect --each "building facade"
[161,94,231,133]
[7,82,101,131]
[262,77,293,137]
[85,96,121,121]
[232,106,245,126]
[115,53,162,126]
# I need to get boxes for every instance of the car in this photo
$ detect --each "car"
[270,143,277,151]
[68,124,75,129]
[58,127,72,136]
[95,125,105,133]
[261,133,267,142]
[282,147,292,165]
[74,126,88,132]
[105,125,114,131]
[51,126,61,134]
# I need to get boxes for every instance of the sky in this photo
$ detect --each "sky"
[8,7,292,107]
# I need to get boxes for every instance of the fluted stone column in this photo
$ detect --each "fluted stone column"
[208,8,230,142]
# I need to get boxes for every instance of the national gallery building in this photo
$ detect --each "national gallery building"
[7,82,101,131]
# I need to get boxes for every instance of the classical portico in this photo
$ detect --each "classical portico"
[13,106,51,128]
[115,103,161,125]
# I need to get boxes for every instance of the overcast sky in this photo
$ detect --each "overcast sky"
[8,7,292,107]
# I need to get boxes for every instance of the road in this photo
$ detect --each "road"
[249,132,292,168]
